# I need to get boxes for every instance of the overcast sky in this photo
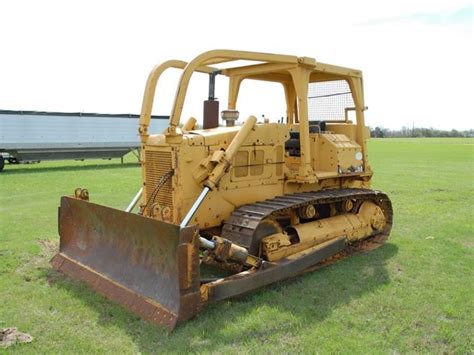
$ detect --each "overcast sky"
[0,0,472,130]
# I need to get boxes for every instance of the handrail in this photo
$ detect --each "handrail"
[138,60,215,142]
[139,50,362,139]
[168,50,302,132]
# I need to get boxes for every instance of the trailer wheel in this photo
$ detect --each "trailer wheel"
[0,156,4,172]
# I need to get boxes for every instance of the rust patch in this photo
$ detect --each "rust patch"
[52,254,177,329]
[51,196,202,329]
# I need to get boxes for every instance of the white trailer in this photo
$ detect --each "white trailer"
[0,110,167,171]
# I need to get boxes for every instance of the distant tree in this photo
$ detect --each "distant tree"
[369,126,471,138]
[371,126,385,138]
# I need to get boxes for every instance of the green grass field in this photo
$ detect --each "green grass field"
[1,138,473,353]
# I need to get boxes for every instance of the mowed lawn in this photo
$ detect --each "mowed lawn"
[0,138,473,353]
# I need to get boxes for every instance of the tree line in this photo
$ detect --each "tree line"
[370,126,474,138]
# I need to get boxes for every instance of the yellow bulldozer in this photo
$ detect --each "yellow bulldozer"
[51,50,393,330]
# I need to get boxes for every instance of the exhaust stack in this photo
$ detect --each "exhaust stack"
[203,73,219,129]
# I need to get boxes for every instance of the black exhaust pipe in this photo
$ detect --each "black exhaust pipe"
[203,72,219,129]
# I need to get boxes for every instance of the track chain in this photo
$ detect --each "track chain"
[222,188,393,254]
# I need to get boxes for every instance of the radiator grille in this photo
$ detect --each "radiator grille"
[144,150,173,220]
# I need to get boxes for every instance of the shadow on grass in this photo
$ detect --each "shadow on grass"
[42,243,398,352]
[1,162,139,175]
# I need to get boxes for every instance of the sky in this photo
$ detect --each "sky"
[0,0,472,130]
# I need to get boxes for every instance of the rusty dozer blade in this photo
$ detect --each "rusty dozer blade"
[51,196,201,330]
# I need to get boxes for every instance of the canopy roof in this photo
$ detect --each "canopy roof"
[191,50,362,83]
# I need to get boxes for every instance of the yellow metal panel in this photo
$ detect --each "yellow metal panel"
[275,145,284,177]
[250,150,264,176]
[312,133,362,176]
[326,123,357,141]
[233,151,249,177]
